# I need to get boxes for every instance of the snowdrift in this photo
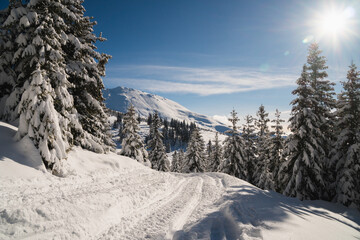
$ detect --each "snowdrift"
[0,121,359,240]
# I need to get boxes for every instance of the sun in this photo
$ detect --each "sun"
[310,6,356,47]
[318,10,347,36]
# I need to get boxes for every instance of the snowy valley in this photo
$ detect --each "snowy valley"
[1,121,359,240]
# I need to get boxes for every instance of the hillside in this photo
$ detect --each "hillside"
[1,121,359,240]
[103,87,230,132]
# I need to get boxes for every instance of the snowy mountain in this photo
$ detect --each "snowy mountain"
[1,121,359,239]
[103,87,230,132]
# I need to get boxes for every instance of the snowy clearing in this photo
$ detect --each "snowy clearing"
[0,121,359,240]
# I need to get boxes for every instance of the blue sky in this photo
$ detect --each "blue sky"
[2,0,360,121]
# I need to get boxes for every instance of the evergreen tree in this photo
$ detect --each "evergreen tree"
[331,63,360,208]
[148,112,169,171]
[279,65,325,200]
[208,132,223,172]
[221,109,247,179]
[178,149,186,172]
[61,0,114,153]
[306,42,336,198]
[120,105,148,164]
[0,2,18,120]
[269,109,285,191]
[253,105,274,190]
[171,151,182,172]
[242,115,256,183]
[183,127,206,173]
[11,0,81,174]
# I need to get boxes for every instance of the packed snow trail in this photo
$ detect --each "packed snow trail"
[0,122,360,240]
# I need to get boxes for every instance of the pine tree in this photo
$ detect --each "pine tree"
[178,149,186,172]
[279,65,325,200]
[269,109,285,191]
[183,127,206,173]
[221,109,248,179]
[242,115,256,183]
[331,63,360,208]
[0,2,17,120]
[11,0,83,174]
[120,105,148,164]
[253,105,274,190]
[148,112,169,171]
[306,42,336,199]
[0,1,32,122]
[208,132,223,172]
[61,0,114,153]
[171,151,181,172]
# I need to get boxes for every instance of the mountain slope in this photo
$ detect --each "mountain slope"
[1,121,359,240]
[103,87,229,132]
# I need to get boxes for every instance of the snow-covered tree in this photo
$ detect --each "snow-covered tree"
[61,0,114,153]
[12,0,83,174]
[242,115,256,183]
[177,149,186,172]
[306,42,336,198]
[279,65,326,200]
[331,63,360,208]
[269,109,285,190]
[0,2,17,119]
[253,105,274,190]
[221,109,248,180]
[208,132,223,172]
[171,151,180,172]
[120,105,148,164]
[183,127,206,173]
[148,112,169,171]
[0,1,32,122]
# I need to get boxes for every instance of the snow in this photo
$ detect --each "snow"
[0,121,359,240]
[103,86,230,132]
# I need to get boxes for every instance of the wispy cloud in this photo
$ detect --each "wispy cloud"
[105,65,298,96]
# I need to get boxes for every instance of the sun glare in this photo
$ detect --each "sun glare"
[310,6,356,47]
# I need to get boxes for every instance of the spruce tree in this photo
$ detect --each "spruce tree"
[11,0,82,174]
[306,42,336,198]
[171,151,181,172]
[61,0,114,153]
[269,109,285,191]
[120,105,148,164]
[148,112,169,171]
[183,127,206,173]
[242,115,256,183]
[221,109,247,179]
[331,63,360,208]
[178,149,186,172]
[279,65,325,200]
[208,132,223,172]
[253,105,274,190]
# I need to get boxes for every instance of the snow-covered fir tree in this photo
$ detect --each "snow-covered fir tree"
[0,1,18,120]
[242,115,256,183]
[279,65,326,200]
[183,127,206,173]
[205,139,212,171]
[120,105,148,164]
[269,109,285,191]
[61,0,114,153]
[148,112,170,171]
[171,150,183,173]
[11,0,83,173]
[0,0,32,122]
[331,62,360,209]
[221,109,248,179]
[208,132,223,172]
[177,149,186,172]
[306,42,336,199]
[253,105,274,190]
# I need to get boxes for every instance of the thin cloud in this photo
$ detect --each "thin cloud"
[105,65,298,96]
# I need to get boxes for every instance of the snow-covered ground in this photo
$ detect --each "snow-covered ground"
[1,121,359,240]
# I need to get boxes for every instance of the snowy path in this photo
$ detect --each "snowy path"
[1,121,359,240]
